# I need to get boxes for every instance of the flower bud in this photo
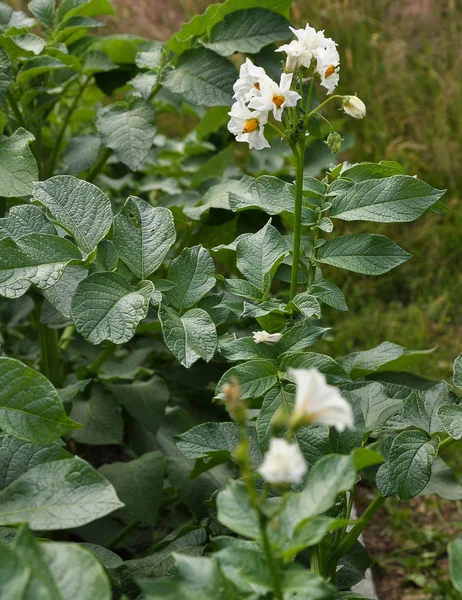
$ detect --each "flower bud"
[326,131,343,154]
[342,95,366,119]
[222,378,247,424]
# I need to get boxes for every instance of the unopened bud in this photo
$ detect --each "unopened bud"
[326,131,343,154]
[222,378,247,424]
[343,95,366,119]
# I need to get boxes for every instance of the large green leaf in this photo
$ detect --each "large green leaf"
[33,176,112,257]
[338,342,405,376]
[0,205,55,241]
[0,537,30,599]
[57,0,114,20]
[215,359,279,400]
[0,434,70,490]
[349,382,403,433]
[216,479,260,539]
[164,48,236,107]
[70,386,123,445]
[17,57,68,85]
[13,524,112,600]
[96,100,156,171]
[165,245,215,311]
[317,234,411,275]
[0,129,38,197]
[167,0,292,54]
[0,234,82,299]
[377,430,439,500]
[280,352,347,383]
[28,0,56,29]
[448,536,462,592]
[99,452,164,526]
[0,46,11,102]
[159,305,217,368]
[277,454,356,537]
[287,292,321,320]
[229,175,294,215]
[0,357,79,445]
[42,265,88,320]
[330,175,445,223]
[203,8,291,57]
[72,272,154,344]
[0,457,123,529]
[236,220,287,290]
[113,196,175,279]
[401,382,450,435]
[438,405,462,440]
[421,457,462,500]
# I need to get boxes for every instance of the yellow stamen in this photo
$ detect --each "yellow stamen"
[325,64,336,77]
[243,118,259,133]
[254,81,260,90]
[272,95,285,107]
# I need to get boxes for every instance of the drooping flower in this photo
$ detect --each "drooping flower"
[276,23,326,72]
[314,38,340,95]
[290,368,354,432]
[253,330,283,344]
[343,95,366,119]
[228,101,270,150]
[249,72,301,121]
[233,58,269,103]
[259,438,307,485]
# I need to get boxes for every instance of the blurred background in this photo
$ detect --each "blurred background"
[102,0,461,382]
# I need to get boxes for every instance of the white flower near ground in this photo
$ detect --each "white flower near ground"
[276,23,326,72]
[233,58,269,103]
[290,368,354,432]
[249,72,301,121]
[259,438,307,485]
[252,330,283,344]
[315,38,340,95]
[343,95,366,119]
[227,101,270,150]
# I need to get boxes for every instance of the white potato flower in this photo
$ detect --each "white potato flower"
[252,330,283,344]
[290,368,354,432]
[314,38,340,95]
[228,101,270,150]
[233,58,269,103]
[343,95,366,119]
[276,23,326,72]
[249,72,301,121]
[259,438,307,485]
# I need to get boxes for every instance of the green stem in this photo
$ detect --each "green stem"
[289,146,305,300]
[88,342,116,374]
[333,493,386,560]
[106,520,140,550]
[59,325,75,351]
[86,147,112,183]
[47,76,90,178]
[34,298,64,387]
[439,435,457,451]
[6,90,26,128]
[259,515,284,600]
[306,94,343,122]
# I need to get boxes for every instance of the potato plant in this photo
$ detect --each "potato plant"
[0,0,461,598]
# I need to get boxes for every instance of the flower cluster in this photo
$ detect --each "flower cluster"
[259,368,353,485]
[228,58,301,150]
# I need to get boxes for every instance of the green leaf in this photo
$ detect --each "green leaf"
[338,342,405,377]
[421,457,462,500]
[0,537,30,599]
[378,430,439,500]
[317,234,411,275]
[0,357,79,445]
[229,175,294,215]
[281,565,335,599]
[70,385,123,445]
[167,0,292,54]
[219,334,278,362]
[0,204,54,241]
[215,359,278,400]
[438,405,462,440]
[330,175,445,223]
[449,536,462,592]
[63,134,101,175]
[17,56,68,85]
[350,382,403,433]
[113,196,175,279]
[164,47,236,107]
[0,128,38,197]
[352,447,384,471]
[203,8,290,57]
[309,278,348,312]
[159,305,217,368]
[0,457,123,529]
[236,220,287,290]
[402,382,450,435]
[216,480,260,539]
[165,245,215,311]
[96,100,156,171]
[287,292,321,319]
[0,47,11,102]
[280,352,347,383]
[33,176,112,257]
[0,434,70,490]
[281,516,340,560]
[190,145,234,188]
[99,452,164,526]
[57,0,114,20]
[107,375,169,436]
[276,323,329,354]
[28,0,56,29]
[277,455,356,537]
[13,524,112,600]
[338,160,406,182]
[72,273,154,344]
[0,234,81,299]
[10,33,46,55]
[213,538,272,589]
[454,353,462,388]
[42,265,87,320]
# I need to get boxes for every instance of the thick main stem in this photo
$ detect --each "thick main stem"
[289,146,305,300]
[259,515,284,600]
[34,298,64,387]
